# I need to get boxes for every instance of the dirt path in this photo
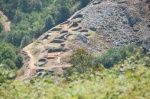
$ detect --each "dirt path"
[23,43,71,78]
[25,50,35,69]
[0,11,11,31]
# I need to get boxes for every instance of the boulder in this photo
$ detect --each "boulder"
[76,33,88,43]
[133,25,140,32]
[129,17,137,27]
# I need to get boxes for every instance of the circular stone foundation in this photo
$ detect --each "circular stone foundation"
[36,58,48,66]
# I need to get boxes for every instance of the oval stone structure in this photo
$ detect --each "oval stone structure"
[36,58,48,66]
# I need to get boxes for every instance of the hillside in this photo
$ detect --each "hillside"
[0,0,150,98]
[18,0,150,80]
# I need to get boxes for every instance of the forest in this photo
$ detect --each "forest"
[0,0,90,47]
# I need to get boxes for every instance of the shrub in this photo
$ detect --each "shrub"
[65,48,93,76]
[95,46,136,68]
[2,59,17,70]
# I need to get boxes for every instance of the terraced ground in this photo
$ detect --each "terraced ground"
[20,13,106,80]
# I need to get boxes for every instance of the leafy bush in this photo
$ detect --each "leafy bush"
[0,65,150,98]
[94,45,136,68]
[0,43,23,83]
[64,48,93,77]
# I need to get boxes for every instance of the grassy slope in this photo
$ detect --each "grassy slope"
[0,50,150,99]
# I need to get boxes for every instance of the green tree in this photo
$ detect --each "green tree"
[80,0,91,7]
[59,6,70,22]
[15,54,23,68]
[20,35,32,48]
[1,47,16,61]
[12,31,23,46]
[13,10,23,23]
[2,59,17,69]
[31,0,42,12]
[44,15,55,31]
[0,22,3,32]
[95,46,135,68]
[69,48,93,74]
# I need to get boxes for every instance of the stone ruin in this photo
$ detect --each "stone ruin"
[51,27,62,31]
[50,39,65,43]
[72,27,82,31]
[46,47,63,59]
[42,33,51,40]
[35,58,48,66]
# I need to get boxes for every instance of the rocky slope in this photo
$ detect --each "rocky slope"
[74,0,150,46]
[19,0,150,80]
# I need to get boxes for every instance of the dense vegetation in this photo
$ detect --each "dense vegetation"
[0,47,150,98]
[0,0,91,47]
[0,43,23,83]
[64,46,136,77]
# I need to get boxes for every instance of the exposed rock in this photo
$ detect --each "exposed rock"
[147,23,150,28]
[81,2,129,30]
[73,0,150,47]
[93,0,102,5]
[116,0,128,4]
[133,25,140,32]
[146,0,150,3]
[76,33,88,43]
[129,17,137,27]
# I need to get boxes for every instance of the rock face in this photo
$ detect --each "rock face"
[81,2,130,30]
[69,0,150,47]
